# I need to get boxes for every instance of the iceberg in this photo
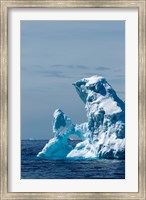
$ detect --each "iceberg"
[37,75,125,160]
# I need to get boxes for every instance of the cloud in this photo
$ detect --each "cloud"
[77,65,89,69]
[22,64,89,78]
[49,64,89,70]
[49,64,65,68]
[95,66,110,71]
[43,70,65,78]
[22,63,112,80]
[42,65,89,78]
[42,70,72,78]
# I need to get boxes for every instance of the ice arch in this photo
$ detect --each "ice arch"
[37,109,85,159]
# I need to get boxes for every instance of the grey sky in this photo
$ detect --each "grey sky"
[21,20,125,139]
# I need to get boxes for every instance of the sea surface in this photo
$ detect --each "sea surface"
[21,140,125,179]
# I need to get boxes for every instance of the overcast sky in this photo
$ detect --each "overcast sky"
[21,20,125,139]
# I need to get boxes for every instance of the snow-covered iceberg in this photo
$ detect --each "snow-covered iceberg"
[37,75,125,160]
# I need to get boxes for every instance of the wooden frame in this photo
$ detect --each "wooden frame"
[0,0,145,199]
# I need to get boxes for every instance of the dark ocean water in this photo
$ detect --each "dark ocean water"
[21,140,125,179]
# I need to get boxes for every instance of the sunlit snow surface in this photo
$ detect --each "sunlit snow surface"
[37,75,125,160]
